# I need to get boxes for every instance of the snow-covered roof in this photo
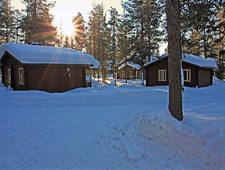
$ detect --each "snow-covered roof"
[144,53,217,69]
[182,54,217,69]
[0,43,99,67]
[118,61,141,70]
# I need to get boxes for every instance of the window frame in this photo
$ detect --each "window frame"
[158,69,167,82]
[183,69,191,82]
[18,67,24,85]
[121,70,126,79]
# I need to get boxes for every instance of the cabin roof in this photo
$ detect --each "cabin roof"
[118,61,141,70]
[0,43,99,68]
[144,53,217,69]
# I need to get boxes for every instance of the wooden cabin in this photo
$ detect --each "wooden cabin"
[117,61,141,80]
[0,43,99,93]
[144,54,217,88]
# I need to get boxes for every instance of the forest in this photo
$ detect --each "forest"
[0,0,225,80]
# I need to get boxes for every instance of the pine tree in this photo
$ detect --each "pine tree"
[216,6,225,49]
[122,0,163,84]
[72,12,86,51]
[180,0,223,58]
[86,4,109,82]
[14,9,23,43]
[166,0,183,121]
[0,0,15,44]
[21,0,57,45]
[55,19,64,47]
[117,12,133,83]
[108,7,120,85]
[63,35,70,48]
[216,6,225,80]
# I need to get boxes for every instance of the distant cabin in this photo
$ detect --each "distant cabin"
[0,43,99,93]
[117,61,141,80]
[144,54,217,88]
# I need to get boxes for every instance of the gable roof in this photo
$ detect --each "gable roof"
[0,43,99,68]
[144,53,217,69]
[118,61,141,70]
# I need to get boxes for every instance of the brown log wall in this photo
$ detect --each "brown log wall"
[26,65,86,93]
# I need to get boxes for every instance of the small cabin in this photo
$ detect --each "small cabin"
[117,61,141,80]
[144,54,217,88]
[0,43,99,93]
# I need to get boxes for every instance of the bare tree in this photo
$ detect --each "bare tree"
[166,0,183,121]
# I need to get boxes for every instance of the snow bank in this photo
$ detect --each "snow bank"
[134,111,225,169]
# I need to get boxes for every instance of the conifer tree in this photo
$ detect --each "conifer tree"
[86,4,109,82]
[108,7,120,84]
[55,19,64,47]
[166,0,183,121]
[72,12,86,51]
[21,0,57,45]
[63,35,70,48]
[0,0,15,44]
[180,0,223,58]
[122,0,163,84]
[117,12,133,83]
[14,9,23,43]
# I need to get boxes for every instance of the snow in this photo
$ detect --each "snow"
[118,61,141,70]
[183,53,217,69]
[144,53,217,69]
[0,43,99,67]
[0,78,225,169]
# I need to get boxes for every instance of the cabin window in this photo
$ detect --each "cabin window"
[183,69,191,82]
[158,70,166,81]
[18,67,24,85]
[8,68,11,84]
[121,71,126,79]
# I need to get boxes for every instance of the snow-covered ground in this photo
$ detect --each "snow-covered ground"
[0,78,225,169]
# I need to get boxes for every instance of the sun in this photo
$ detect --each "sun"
[62,20,74,36]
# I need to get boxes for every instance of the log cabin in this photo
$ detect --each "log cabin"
[144,54,217,88]
[117,61,141,80]
[0,43,99,93]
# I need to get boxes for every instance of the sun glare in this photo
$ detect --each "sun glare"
[62,20,74,36]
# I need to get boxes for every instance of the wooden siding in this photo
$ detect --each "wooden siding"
[1,52,87,92]
[198,69,212,87]
[1,52,22,89]
[117,65,141,79]
[145,58,214,88]
[146,58,169,86]
[26,65,86,93]
[182,62,198,87]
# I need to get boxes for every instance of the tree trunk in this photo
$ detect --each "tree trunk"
[166,0,183,121]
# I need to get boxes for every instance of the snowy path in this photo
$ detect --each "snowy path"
[0,79,225,169]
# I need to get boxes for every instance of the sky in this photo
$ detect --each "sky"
[11,0,123,36]
[10,0,167,54]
